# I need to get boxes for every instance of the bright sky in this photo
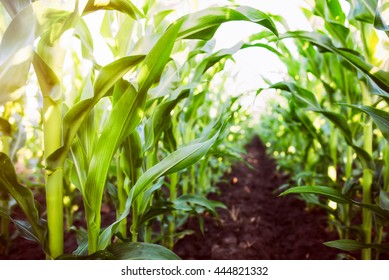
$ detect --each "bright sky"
[82,0,311,118]
[211,0,310,114]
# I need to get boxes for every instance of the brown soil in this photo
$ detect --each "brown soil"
[0,136,360,260]
[173,136,342,259]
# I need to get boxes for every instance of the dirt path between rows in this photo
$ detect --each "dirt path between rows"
[174,136,341,259]
[2,136,342,260]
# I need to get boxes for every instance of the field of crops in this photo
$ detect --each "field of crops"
[0,0,388,260]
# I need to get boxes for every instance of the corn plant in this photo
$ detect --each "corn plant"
[257,0,389,259]
[0,0,278,259]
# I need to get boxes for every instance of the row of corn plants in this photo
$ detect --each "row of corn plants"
[257,0,389,259]
[0,0,279,259]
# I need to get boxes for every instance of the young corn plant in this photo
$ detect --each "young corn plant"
[0,0,278,259]
[257,0,389,259]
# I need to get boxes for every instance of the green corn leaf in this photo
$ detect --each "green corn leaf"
[57,250,117,260]
[84,83,140,246]
[94,55,145,102]
[280,31,389,93]
[270,82,374,168]
[0,153,47,247]
[32,52,61,101]
[348,0,378,23]
[107,242,180,260]
[270,82,353,143]
[281,185,389,219]
[86,22,182,253]
[138,203,176,227]
[0,3,35,104]
[121,131,143,185]
[324,239,389,252]
[374,0,389,36]
[137,178,165,219]
[177,6,278,40]
[145,88,190,151]
[58,242,180,260]
[358,202,389,220]
[279,186,352,204]
[174,194,226,215]
[82,0,144,19]
[98,129,222,250]
[342,104,389,142]
[47,55,144,170]
[270,82,321,110]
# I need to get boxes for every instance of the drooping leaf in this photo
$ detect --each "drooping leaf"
[343,104,389,142]
[107,242,180,260]
[177,6,278,41]
[0,153,47,247]
[348,0,378,23]
[174,194,226,215]
[280,31,389,93]
[0,3,35,104]
[86,22,183,253]
[58,242,180,260]
[281,185,389,219]
[82,0,144,19]
[98,128,222,250]
[47,55,145,170]
[280,186,352,204]
[325,239,389,252]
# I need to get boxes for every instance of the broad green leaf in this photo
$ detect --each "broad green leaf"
[324,239,389,252]
[270,82,321,110]
[98,129,222,249]
[138,203,175,227]
[86,22,182,253]
[343,104,389,141]
[177,6,278,40]
[57,250,117,260]
[47,55,144,170]
[107,242,180,260]
[94,55,145,102]
[314,0,346,24]
[58,242,180,260]
[280,186,351,204]
[281,185,389,219]
[84,83,141,248]
[82,0,144,19]
[357,202,389,220]
[0,3,35,104]
[174,194,226,215]
[0,153,47,246]
[348,0,378,23]
[121,130,143,185]
[145,88,190,151]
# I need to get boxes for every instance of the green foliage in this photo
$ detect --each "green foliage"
[0,0,278,259]
[257,0,389,259]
